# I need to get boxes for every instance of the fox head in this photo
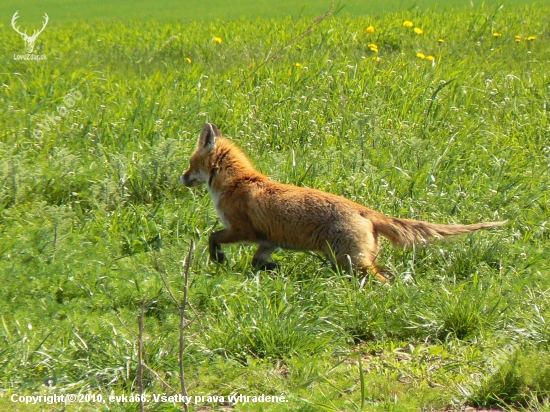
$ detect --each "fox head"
[180,123,222,187]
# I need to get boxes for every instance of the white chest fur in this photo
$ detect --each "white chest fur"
[207,186,230,228]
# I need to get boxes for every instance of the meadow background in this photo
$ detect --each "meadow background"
[0,0,549,411]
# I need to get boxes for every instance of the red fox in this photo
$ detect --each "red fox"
[180,123,506,281]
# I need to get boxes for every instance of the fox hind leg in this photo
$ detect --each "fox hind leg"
[334,252,391,283]
[332,220,392,283]
[357,259,393,283]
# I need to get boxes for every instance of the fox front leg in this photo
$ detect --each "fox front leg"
[208,228,257,265]
[252,243,278,271]
[209,231,226,263]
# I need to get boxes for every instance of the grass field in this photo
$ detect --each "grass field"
[1,1,550,411]
[0,0,543,23]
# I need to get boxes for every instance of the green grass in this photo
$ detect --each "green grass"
[0,0,543,23]
[1,2,549,411]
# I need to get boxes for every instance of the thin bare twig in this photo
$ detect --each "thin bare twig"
[148,34,182,63]
[152,249,179,307]
[114,311,138,338]
[142,363,179,393]
[151,248,200,331]
[237,2,335,88]
[179,239,194,412]
[115,304,181,404]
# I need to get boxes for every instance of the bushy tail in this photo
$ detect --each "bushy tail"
[372,214,507,247]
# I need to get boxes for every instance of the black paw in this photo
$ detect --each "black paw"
[211,249,226,263]
[252,259,279,271]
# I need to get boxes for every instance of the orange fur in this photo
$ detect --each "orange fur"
[180,123,506,281]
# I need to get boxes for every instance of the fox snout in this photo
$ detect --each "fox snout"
[180,169,206,187]
[179,174,188,186]
[180,171,194,187]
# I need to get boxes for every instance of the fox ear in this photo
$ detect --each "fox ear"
[199,123,221,150]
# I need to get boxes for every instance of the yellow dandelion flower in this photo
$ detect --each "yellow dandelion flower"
[526,36,536,41]
[515,35,521,43]
[213,36,222,44]
[372,56,381,62]
[493,32,502,38]
[403,21,413,28]
[368,43,379,53]
[414,27,424,35]
[425,55,435,61]
[416,52,426,59]
[295,63,303,68]
[366,25,375,34]
[185,57,192,64]
[438,39,445,43]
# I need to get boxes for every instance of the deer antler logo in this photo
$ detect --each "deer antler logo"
[11,11,49,54]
